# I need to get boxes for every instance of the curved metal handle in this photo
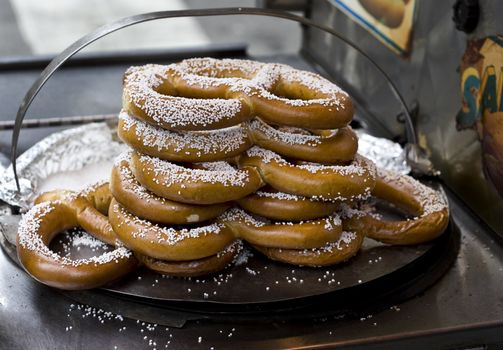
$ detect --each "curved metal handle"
[10,7,420,190]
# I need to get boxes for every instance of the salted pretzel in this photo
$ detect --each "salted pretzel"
[123,58,353,131]
[17,184,138,290]
[253,230,365,267]
[110,157,229,224]
[237,187,340,221]
[247,118,358,164]
[135,241,242,277]
[222,208,344,249]
[109,198,236,261]
[118,111,252,162]
[343,169,449,245]
[130,151,263,205]
[238,146,376,201]
[123,64,251,131]
[170,58,353,129]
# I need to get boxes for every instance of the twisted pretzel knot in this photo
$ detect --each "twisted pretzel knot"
[123,58,353,131]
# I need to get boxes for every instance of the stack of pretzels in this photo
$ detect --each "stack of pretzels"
[17,58,449,290]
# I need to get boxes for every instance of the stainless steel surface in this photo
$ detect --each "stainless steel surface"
[0,113,116,131]
[0,122,125,209]
[9,7,422,191]
[303,0,503,234]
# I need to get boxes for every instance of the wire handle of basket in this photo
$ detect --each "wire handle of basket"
[10,7,432,191]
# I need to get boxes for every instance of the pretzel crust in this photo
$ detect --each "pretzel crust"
[135,241,242,277]
[108,199,235,261]
[344,170,449,245]
[118,111,252,162]
[236,189,340,221]
[130,151,263,205]
[238,147,376,201]
[248,118,358,164]
[123,58,353,131]
[110,158,229,224]
[17,185,137,290]
[253,230,364,267]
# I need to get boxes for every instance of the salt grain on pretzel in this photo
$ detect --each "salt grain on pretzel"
[130,151,263,205]
[253,230,365,267]
[110,156,230,224]
[135,240,243,277]
[247,117,358,164]
[118,110,252,162]
[344,169,449,245]
[237,188,340,221]
[17,186,138,290]
[238,146,376,201]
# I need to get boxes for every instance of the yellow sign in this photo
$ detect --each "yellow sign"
[331,0,416,56]
[458,36,503,197]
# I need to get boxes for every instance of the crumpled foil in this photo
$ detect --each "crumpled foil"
[0,123,126,209]
[0,123,409,210]
[356,130,410,175]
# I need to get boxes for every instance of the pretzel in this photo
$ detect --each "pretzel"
[238,146,376,201]
[247,118,357,164]
[135,241,242,277]
[110,196,344,254]
[171,58,353,129]
[123,58,353,131]
[118,111,252,162]
[343,170,449,245]
[34,183,117,245]
[109,199,236,261]
[17,185,138,290]
[222,208,344,249]
[130,151,263,205]
[123,64,252,131]
[253,230,364,267]
[237,188,340,221]
[110,157,229,224]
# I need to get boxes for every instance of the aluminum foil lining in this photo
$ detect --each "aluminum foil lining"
[0,123,409,209]
[0,123,126,209]
[356,130,410,175]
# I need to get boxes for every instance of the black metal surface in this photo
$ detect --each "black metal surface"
[1,51,503,349]
[0,218,457,313]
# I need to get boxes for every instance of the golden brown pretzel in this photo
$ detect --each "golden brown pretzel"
[236,188,340,221]
[110,157,230,224]
[34,183,117,246]
[222,208,343,249]
[17,186,138,290]
[118,111,252,162]
[109,199,236,261]
[343,169,449,245]
[130,151,263,205]
[135,241,242,277]
[253,230,364,267]
[123,58,353,131]
[123,64,251,131]
[247,118,358,164]
[238,146,376,201]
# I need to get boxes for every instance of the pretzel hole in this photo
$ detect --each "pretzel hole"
[366,197,422,221]
[49,228,114,260]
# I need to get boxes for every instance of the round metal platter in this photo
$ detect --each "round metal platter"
[1,212,459,317]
